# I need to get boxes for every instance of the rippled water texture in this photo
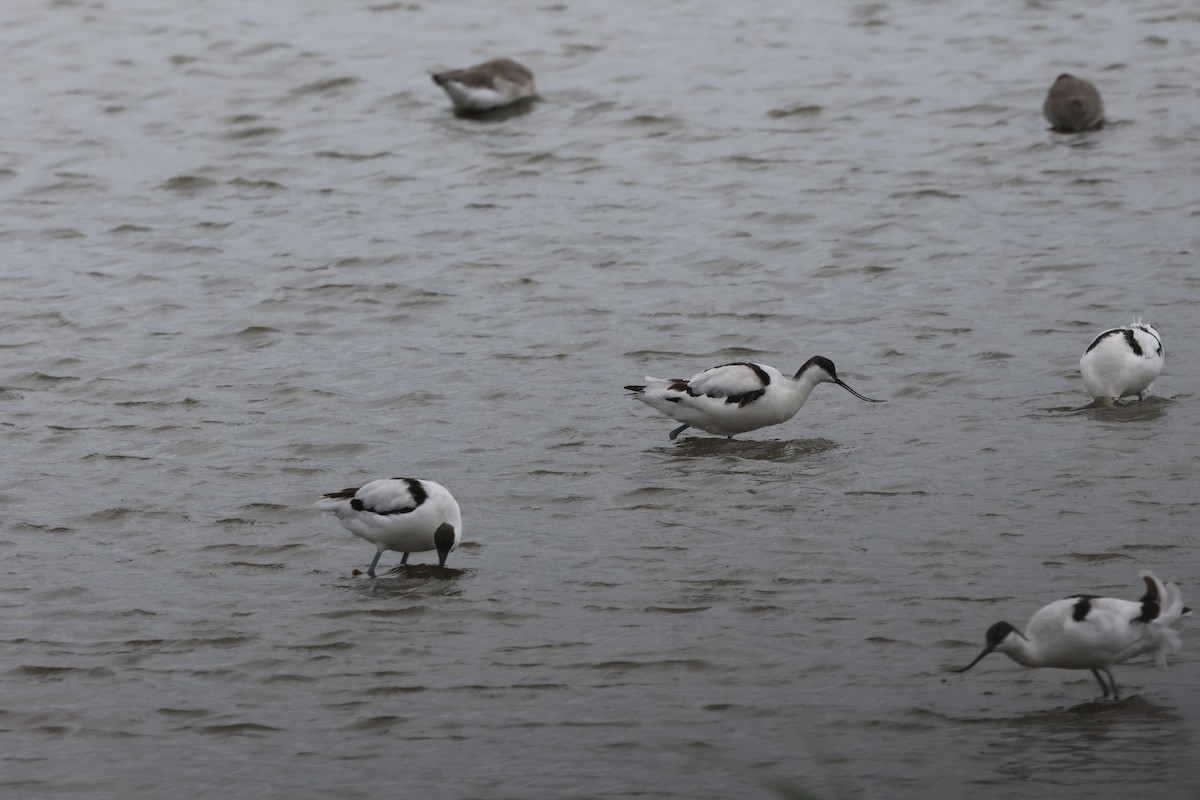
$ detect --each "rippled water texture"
[3,0,1199,797]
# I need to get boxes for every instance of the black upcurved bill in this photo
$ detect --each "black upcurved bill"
[955,646,994,674]
[836,379,886,403]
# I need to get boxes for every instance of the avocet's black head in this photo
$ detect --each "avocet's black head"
[796,356,886,403]
[805,355,838,379]
[955,621,1021,673]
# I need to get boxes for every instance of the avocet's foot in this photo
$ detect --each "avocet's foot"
[669,424,689,440]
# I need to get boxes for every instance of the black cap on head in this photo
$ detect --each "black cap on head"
[955,621,1019,674]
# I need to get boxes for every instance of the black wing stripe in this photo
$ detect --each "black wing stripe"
[350,478,427,516]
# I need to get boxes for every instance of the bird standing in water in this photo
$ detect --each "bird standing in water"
[1079,321,1163,404]
[316,478,462,576]
[956,570,1188,700]
[625,356,884,440]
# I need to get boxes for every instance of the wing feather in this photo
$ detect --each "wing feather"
[685,362,772,399]
[349,478,427,516]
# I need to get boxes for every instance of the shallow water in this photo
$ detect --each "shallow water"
[2,0,1199,797]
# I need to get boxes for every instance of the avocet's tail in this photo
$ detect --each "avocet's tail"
[1139,570,1189,668]
[625,377,669,396]
[315,487,358,512]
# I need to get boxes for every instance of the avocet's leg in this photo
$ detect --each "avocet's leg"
[1090,667,1122,700]
[669,424,690,440]
[1102,667,1121,701]
[367,550,383,578]
[400,552,409,566]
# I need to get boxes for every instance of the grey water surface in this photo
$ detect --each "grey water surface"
[2,0,1199,798]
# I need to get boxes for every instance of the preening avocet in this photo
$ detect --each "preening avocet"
[1043,73,1105,133]
[431,58,537,113]
[956,570,1189,700]
[624,356,885,440]
[316,478,462,576]
[1080,321,1163,404]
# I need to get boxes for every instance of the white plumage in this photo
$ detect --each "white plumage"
[315,478,462,576]
[956,570,1189,700]
[625,355,884,440]
[1080,321,1163,403]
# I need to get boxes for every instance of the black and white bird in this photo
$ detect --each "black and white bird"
[315,478,462,576]
[625,356,884,440]
[956,570,1189,701]
[431,58,537,113]
[1080,321,1163,404]
[1043,73,1105,133]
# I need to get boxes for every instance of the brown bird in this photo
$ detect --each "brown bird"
[431,58,537,113]
[1043,73,1105,133]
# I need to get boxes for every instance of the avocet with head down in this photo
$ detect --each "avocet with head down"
[624,356,884,440]
[1080,321,1163,404]
[956,570,1189,701]
[316,478,462,576]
